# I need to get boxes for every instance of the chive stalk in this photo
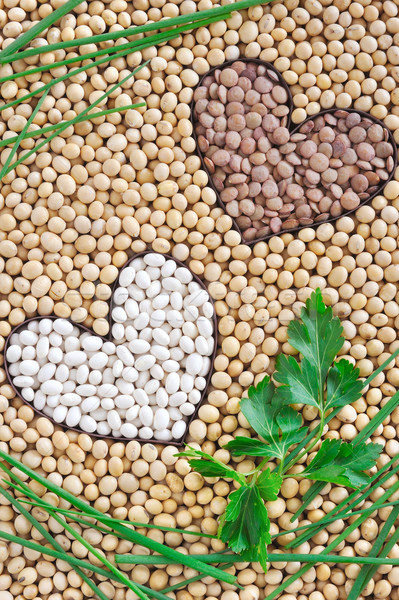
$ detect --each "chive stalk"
[0,0,84,60]
[0,448,237,585]
[2,0,272,64]
[1,61,149,178]
[289,389,399,521]
[288,456,399,548]
[18,499,217,539]
[0,89,49,181]
[0,480,109,600]
[0,526,173,600]
[347,504,399,600]
[115,552,399,567]
[264,480,399,600]
[3,477,151,600]
[0,103,145,149]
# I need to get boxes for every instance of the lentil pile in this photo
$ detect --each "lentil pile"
[1,1,399,600]
[194,63,395,240]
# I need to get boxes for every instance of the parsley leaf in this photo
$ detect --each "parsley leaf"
[175,447,245,484]
[287,289,344,396]
[224,437,272,457]
[274,355,319,408]
[325,359,364,412]
[219,485,271,572]
[256,468,282,502]
[302,439,383,488]
[240,376,278,441]
[238,376,307,461]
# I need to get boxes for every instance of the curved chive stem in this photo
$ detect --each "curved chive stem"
[0,10,227,84]
[288,456,399,549]
[1,471,151,600]
[0,526,172,600]
[289,387,399,521]
[271,498,399,540]
[2,0,270,63]
[0,33,165,115]
[347,505,399,600]
[0,39,146,84]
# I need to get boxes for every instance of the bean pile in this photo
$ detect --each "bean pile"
[194,62,395,241]
[6,253,215,441]
[2,1,399,600]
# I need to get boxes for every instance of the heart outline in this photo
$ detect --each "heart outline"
[4,251,218,446]
[191,58,398,245]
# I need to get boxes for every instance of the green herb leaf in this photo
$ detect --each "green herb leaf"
[240,375,278,441]
[287,288,344,393]
[218,485,271,572]
[264,407,308,461]
[239,377,307,461]
[256,469,282,502]
[325,359,363,412]
[175,447,245,484]
[301,439,383,488]
[274,356,319,408]
[224,437,271,457]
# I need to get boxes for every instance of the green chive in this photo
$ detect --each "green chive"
[0,39,156,114]
[19,499,217,539]
[288,456,399,548]
[0,89,49,181]
[0,0,84,60]
[1,61,149,178]
[0,449,236,585]
[1,468,152,600]
[2,0,272,64]
[272,498,399,541]
[264,480,399,600]
[289,389,399,521]
[0,477,110,600]
[0,525,174,600]
[0,103,145,148]
[115,551,399,567]
[346,504,399,600]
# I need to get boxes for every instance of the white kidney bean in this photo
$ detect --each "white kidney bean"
[7,253,214,440]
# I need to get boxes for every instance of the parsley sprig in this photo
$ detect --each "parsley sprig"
[178,289,389,570]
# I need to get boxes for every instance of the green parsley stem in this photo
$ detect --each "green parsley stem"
[282,411,325,474]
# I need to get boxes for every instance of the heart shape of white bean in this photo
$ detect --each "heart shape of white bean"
[4,252,216,443]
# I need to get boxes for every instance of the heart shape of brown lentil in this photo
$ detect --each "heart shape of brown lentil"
[4,251,217,446]
[191,58,397,244]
